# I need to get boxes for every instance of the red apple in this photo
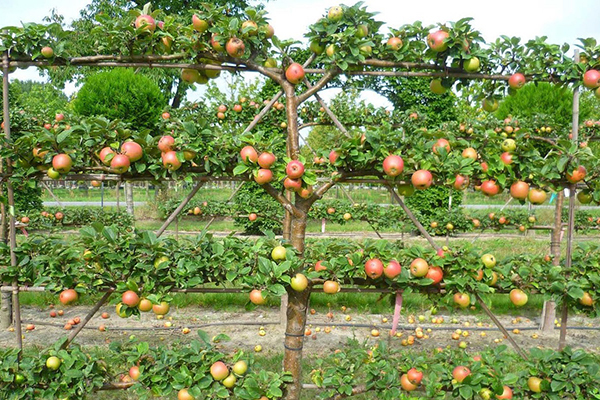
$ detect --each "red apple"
[249,289,266,305]
[254,169,273,184]
[427,30,449,52]
[386,37,403,50]
[510,181,529,200]
[383,260,401,279]
[226,37,245,58]
[425,266,443,285]
[383,155,404,177]
[285,63,305,84]
[192,14,208,33]
[364,259,384,279]
[480,162,489,172]
[55,113,64,121]
[110,154,131,174]
[410,258,429,278]
[161,112,170,120]
[411,170,433,190]
[453,293,470,308]
[583,69,600,89]
[407,368,423,385]
[566,166,586,183]
[257,152,276,168]
[135,14,156,32]
[528,188,547,204]
[240,146,258,164]
[432,138,450,154]
[315,260,327,272]
[162,151,182,171]
[286,160,305,179]
[41,46,54,58]
[248,213,257,222]
[210,361,229,381]
[401,374,418,391]
[454,174,469,190]
[508,73,526,89]
[233,104,243,112]
[120,141,143,162]
[500,152,513,165]
[496,385,513,399]
[481,180,500,197]
[452,366,471,383]
[462,147,478,160]
[158,135,175,152]
[59,289,78,305]
[509,289,528,306]
[122,290,140,307]
[284,177,302,192]
[52,154,73,174]
[329,150,340,164]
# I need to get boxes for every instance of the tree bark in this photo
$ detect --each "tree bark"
[125,182,134,215]
[170,78,185,109]
[283,208,309,400]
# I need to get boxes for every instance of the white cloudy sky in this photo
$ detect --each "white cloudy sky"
[1,0,599,107]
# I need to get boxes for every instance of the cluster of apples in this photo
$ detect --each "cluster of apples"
[155,135,196,171]
[239,145,277,186]
[98,140,144,175]
[283,160,313,198]
[115,289,170,317]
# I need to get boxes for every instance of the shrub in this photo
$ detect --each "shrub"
[73,68,166,129]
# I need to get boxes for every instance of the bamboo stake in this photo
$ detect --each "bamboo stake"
[559,50,581,350]
[40,181,63,207]
[61,289,114,349]
[201,182,245,231]
[156,181,205,238]
[540,191,563,332]
[338,185,382,239]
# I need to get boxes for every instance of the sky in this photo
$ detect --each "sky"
[1,0,599,108]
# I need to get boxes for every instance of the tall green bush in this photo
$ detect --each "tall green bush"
[73,68,166,129]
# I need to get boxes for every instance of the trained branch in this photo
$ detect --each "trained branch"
[241,91,283,134]
[61,289,114,349]
[156,181,205,237]
[262,183,304,218]
[385,184,441,251]
[297,66,341,104]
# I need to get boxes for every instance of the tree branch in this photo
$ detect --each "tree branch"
[261,183,304,218]
[297,67,341,104]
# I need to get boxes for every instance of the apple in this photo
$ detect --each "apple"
[566,166,586,183]
[162,151,182,171]
[528,188,547,204]
[178,388,195,400]
[426,266,443,285]
[453,293,470,308]
[115,303,127,317]
[496,385,513,399]
[284,177,302,192]
[432,138,450,154]
[480,388,493,400]
[40,46,54,58]
[252,169,272,185]
[452,366,471,383]
[482,97,499,112]
[480,162,489,172]
[262,24,275,38]
[286,160,305,179]
[226,37,245,58]
[110,154,130,174]
[158,135,175,152]
[577,190,593,204]
[583,69,600,89]
[271,245,287,261]
[410,258,429,278]
[343,212,352,220]
[400,373,418,391]
[152,302,170,315]
[310,41,324,54]
[120,141,143,162]
[323,280,340,294]
[462,147,477,159]
[430,79,447,94]
[325,44,337,57]
[128,366,140,381]
[52,154,72,174]
[210,361,229,381]
[463,57,480,72]
[406,368,423,385]
[327,6,343,21]
[285,63,305,84]
[98,147,115,165]
[315,260,327,272]
[46,356,61,370]
[580,292,594,306]
[122,290,140,307]
[247,289,266,305]
[510,181,529,200]
[383,155,404,177]
[59,289,78,305]
[481,254,496,268]
[411,170,433,190]
[290,273,309,292]
[55,212,64,221]
[222,373,237,388]
[454,174,469,191]
[509,289,528,306]
[240,20,258,36]
[230,360,248,376]
[501,139,516,153]
[364,259,384,279]
[138,298,152,312]
[240,146,258,164]
[181,68,201,83]
[386,36,403,50]
[383,260,401,279]
[481,180,500,197]
[135,14,156,32]
[427,30,449,52]
[508,73,526,89]
[500,152,513,165]
[527,377,543,393]
[473,219,481,228]
[327,207,336,215]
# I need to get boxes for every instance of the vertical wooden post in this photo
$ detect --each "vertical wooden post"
[2,51,22,350]
[559,49,581,350]
[115,181,120,211]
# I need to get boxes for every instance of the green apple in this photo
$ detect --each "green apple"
[46,356,61,370]
[501,139,517,153]
[47,168,61,179]
[232,360,248,376]
[463,57,480,72]
[290,273,308,292]
[481,254,496,268]
[271,246,286,261]
[479,388,492,400]
[222,373,237,388]
[310,41,324,55]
